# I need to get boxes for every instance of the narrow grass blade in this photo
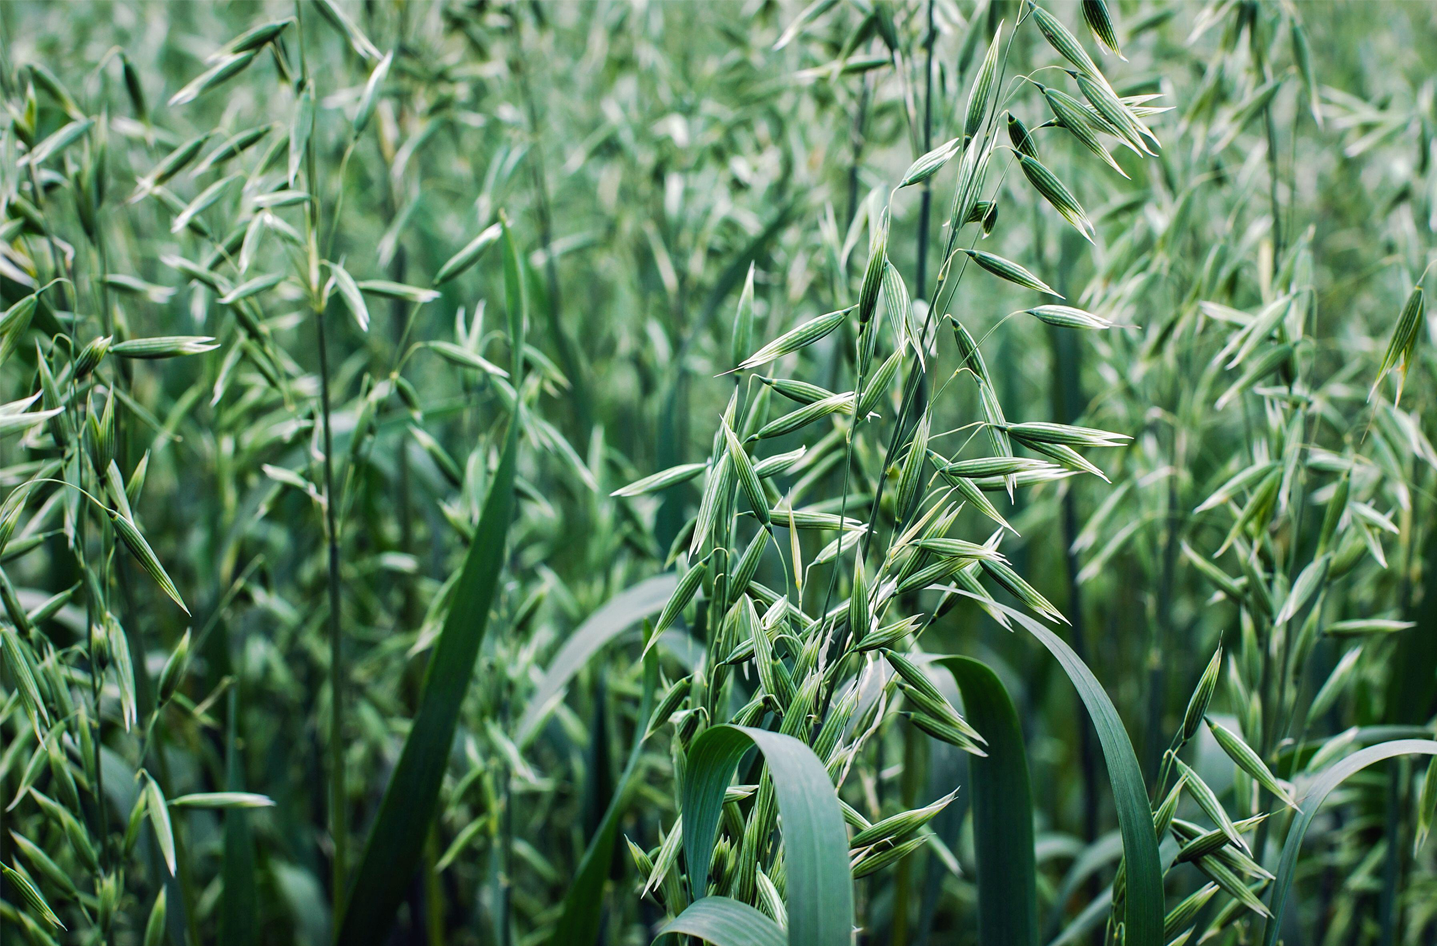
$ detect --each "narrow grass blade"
[337,420,519,946]
[1261,739,1437,946]
[938,656,1038,946]
[985,601,1163,946]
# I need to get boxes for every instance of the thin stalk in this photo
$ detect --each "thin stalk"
[517,46,590,436]
[914,0,935,300]
[294,0,348,902]
[1047,228,1099,845]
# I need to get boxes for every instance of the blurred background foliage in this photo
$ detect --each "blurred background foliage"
[2,2,1437,945]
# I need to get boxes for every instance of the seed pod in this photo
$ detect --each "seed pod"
[157,630,191,706]
[851,832,927,878]
[900,136,962,188]
[1174,828,1229,865]
[1008,112,1038,157]
[736,306,850,373]
[857,614,923,652]
[813,681,859,766]
[120,52,147,119]
[748,392,855,442]
[780,671,819,737]
[1039,83,1129,178]
[216,17,292,57]
[645,675,692,740]
[857,209,889,325]
[144,889,167,946]
[915,537,1000,560]
[315,0,382,61]
[0,485,32,557]
[850,789,957,848]
[1372,285,1424,404]
[948,136,991,235]
[0,294,39,343]
[961,248,1061,296]
[1003,421,1128,447]
[123,790,147,855]
[143,774,177,874]
[980,557,1067,623]
[626,835,656,883]
[354,51,392,135]
[848,555,870,640]
[194,123,273,175]
[722,420,769,526]
[965,199,999,235]
[9,831,77,900]
[1215,343,1295,410]
[1072,69,1153,155]
[1031,4,1101,79]
[907,710,986,755]
[1180,644,1222,743]
[1163,883,1217,940]
[1171,757,1247,853]
[1316,473,1349,554]
[651,559,706,639]
[1191,853,1271,918]
[690,454,732,555]
[326,260,370,332]
[1,864,64,930]
[1,627,48,728]
[612,462,706,499]
[965,25,1002,139]
[172,173,242,235]
[1017,153,1094,240]
[885,650,984,747]
[727,529,769,607]
[98,871,119,929]
[89,619,110,668]
[110,335,222,360]
[1206,718,1296,807]
[895,556,968,596]
[127,452,151,507]
[944,456,1051,478]
[1153,772,1184,836]
[894,416,930,526]
[109,512,189,614]
[729,263,756,370]
[750,601,793,709]
[761,376,836,406]
[89,390,115,474]
[21,117,92,171]
[434,223,502,286]
[32,790,98,871]
[169,49,261,108]
[1171,817,1272,881]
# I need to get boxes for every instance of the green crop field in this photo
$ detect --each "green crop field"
[1,2,1436,944]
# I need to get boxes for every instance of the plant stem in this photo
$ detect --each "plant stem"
[295,0,348,903]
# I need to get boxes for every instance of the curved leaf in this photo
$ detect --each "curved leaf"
[681,725,852,946]
[517,574,677,744]
[980,599,1162,946]
[337,420,519,946]
[1261,738,1437,946]
[937,657,1037,946]
[659,896,786,946]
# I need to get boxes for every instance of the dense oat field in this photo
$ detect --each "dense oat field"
[2,2,1437,945]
